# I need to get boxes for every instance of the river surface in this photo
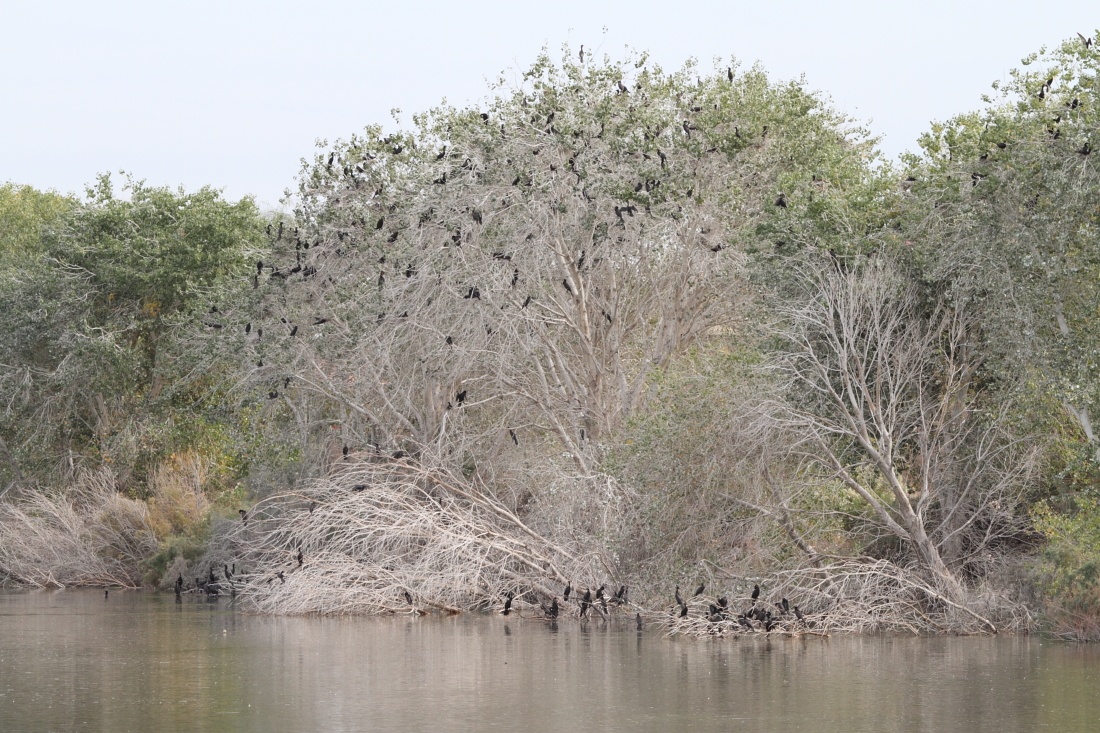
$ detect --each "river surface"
[1,590,1099,732]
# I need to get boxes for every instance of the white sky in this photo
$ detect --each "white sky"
[1,2,1095,209]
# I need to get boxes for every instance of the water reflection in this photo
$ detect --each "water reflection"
[1,590,1098,732]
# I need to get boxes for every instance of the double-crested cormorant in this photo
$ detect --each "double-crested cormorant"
[404,590,413,605]
[175,573,184,597]
[550,598,559,619]
[456,390,467,405]
[563,582,571,601]
[616,586,627,603]
[297,550,303,567]
[224,565,233,582]
[774,193,787,208]
[794,606,804,622]
[636,613,643,630]
[351,484,367,492]
[342,445,349,457]
[104,589,109,599]
[239,509,248,524]
[502,593,514,616]
[392,450,406,459]
[782,598,790,614]
[580,588,592,618]
[751,584,760,600]
[674,585,684,607]
[693,582,705,597]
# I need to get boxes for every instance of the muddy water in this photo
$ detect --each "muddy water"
[1,590,1098,732]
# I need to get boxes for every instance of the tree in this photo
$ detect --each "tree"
[0,175,266,494]
[759,258,1039,619]
[900,32,1100,468]
[212,51,877,480]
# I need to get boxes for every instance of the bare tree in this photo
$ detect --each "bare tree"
[759,258,1039,616]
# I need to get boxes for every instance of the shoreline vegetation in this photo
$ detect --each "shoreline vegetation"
[3,36,1100,640]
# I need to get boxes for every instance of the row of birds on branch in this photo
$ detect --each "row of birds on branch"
[494,579,812,633]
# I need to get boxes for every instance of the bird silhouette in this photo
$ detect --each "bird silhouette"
[562,279,573,295]
[693,582,705,597]
[675,585,684,606]
[297,550,303,567]
[782,598,790,614]
[456,390,467,405]
[751,584,760,600]
[277,571,285,584]
[503,593,514,616]
[404,590,413,605]
[774,194,787,208]
[550,598,559,619]
[308,501,317,514]
[636,613,643,630]
[289,326,298,336]
[239,509,248,524]
[224,565,232,582]
[392,450,406,459]
[342,445,349,457]
[352,484,367,492]
[564,583,571,601]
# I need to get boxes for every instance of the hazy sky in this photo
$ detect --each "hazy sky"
[2,2,1095,208]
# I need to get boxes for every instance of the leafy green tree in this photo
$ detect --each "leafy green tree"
[900,33,1100,469]
[0,175,267,494]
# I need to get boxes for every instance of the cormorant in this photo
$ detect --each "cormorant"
[239,509,248,524]
[245,323,251,334]
[693,582,705,597]
[502,593,514,616]
[175,574,184,596]
[297,550,303,567]
[550,598,559,619]
[404,591,413,605]
[562,279,573,295]
[342,445,349,457]
[717,596,728,609]
[679,603,688,618]
[563,583,571,601]
[456,390,467,405]
[209,568,217,585]
[782,598,790,614]
[105,589,109,599]
[522,295,531,308]
[674,586,684,607]
[794,606,804,622]
[352,484,367,492]
[224,565,232,582]
[616,586,627,603]
[289,326,298,336]
[636,613,643,631]
[308,501,317,514]
[313,317,329,325]
[751,584,760,600]
[392,450,406,459]
[268,391,278,400]
[774,194,787,208]
[446,336,454,345]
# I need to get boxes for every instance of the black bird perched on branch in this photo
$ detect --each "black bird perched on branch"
[392,450,406,459]
[289,325,298,336]
[446,336,454,345]
[782,598,790,614]
[636,613,643,630]
[693,582,705,597]
[456,390,467,405]
[351,484,367,492]
[550,598,559,619]
[616,586,627,603]
[564,582,571,601]
[580,588,592,618]
[717,596,728,609]
[313,317,329,325]
[297,550,303,567]
[404,591,413,605]
[209,567,217,586]
[224,565,233,582]
[239,509,248,524]
[342,445,349,458]
[675,585,684,607]
[562,278,573,295]
[502,593,514,616]
[751,584,760,600]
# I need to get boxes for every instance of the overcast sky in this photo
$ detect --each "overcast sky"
[1,2,1095,209]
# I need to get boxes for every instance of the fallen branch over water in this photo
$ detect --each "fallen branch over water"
[224,459,612,615]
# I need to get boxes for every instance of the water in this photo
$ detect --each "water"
[1,590,1098,732]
